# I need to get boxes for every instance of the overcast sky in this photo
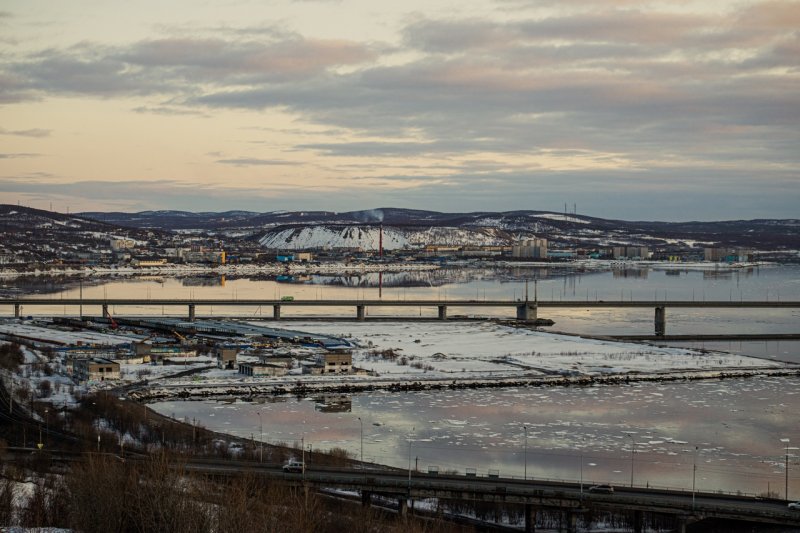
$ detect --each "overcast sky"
[1,0,798,220]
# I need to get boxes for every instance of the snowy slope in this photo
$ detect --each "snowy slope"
[258,225,513,250]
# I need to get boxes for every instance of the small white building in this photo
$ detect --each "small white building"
[303,352,353,374]
[73,357,121,382]
[238,362,287,377]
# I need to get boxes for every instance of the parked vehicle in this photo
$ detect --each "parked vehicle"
[282,460,304,473]
[789,501,800,510]
[588,484,614,494]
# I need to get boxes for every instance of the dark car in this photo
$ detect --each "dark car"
[588,484,614,494]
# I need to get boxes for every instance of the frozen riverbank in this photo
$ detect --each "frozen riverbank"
[130,321,796,401]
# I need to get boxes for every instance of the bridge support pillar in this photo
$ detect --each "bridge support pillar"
[438,305,447,320]
[273,304,281,320]
[14,303,20,319]
[188,304,195,322]
[655,306,666,336]
[398,498,408,517]
[102,303,108,318]
[516,303,538,321]
[524,504,536,533]
[356,305,365,321]
[566,511,577,533]
[361,491,371,507]
[633,510,643,533]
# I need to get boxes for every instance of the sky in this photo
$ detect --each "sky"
[0,0,798,221]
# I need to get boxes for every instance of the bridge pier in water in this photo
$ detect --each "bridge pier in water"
[102,303,108,318]
[273,304,281,320]
[356,305,365,321]
[655,306,666,336]
[438,305,447,320]
[188,304,195,322]
[516,303,538,321]
[14,303,20,318]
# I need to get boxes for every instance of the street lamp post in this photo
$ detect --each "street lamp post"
[257,411,263,463]
[358,417,363,463]
[44,408,49,448]
[692,446,698,510]
[408,427,415,490]
[580,440,584,497]
[523,426,528,481]
[780,438,797,500]
[628,434,635,488]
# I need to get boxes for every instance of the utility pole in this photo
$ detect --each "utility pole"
[628,434,635,487]
[692,446,698,509]
[258,411,263,463]
[358,417,363,463]
[523,425,528,480]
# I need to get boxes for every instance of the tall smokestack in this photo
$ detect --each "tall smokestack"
[379,223,383,258]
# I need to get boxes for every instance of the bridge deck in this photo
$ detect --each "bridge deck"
[5,298,800,308]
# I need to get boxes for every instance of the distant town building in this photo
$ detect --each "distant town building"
[238,362,287,377]
[216,346,238,369]
[110,238,136,252]
[303,352,353,374]
[704,248,753,262]
[512,238,548,259]
[131,258,168,267]
[322,352,352,373]
[612,246,650,260]
[73,357,120,382]
[182,249,226,264]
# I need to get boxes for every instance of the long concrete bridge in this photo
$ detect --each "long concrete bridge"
[5,298,800,335]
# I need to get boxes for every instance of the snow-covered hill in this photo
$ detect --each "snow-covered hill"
[258,225,514,250]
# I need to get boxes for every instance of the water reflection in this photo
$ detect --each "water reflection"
[151,377,799,496]
[5,265,799,357]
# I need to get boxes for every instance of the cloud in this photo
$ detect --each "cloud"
[118,37,376,82]
[0,127,50,137]
[1,34,378,101]
[1,2,797,220]
[216,157,301,166]
[0,152,40,158]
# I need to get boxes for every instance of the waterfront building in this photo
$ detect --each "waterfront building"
[72,357,120,382]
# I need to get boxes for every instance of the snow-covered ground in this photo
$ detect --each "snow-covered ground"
[141,321,786,395]
[263,321,777,378]
[258,225,510,250]
[0,322,146,346]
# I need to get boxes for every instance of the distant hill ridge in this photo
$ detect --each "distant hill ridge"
[1,205,797,251]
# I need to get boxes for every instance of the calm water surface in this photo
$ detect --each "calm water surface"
[151,376,799,497]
